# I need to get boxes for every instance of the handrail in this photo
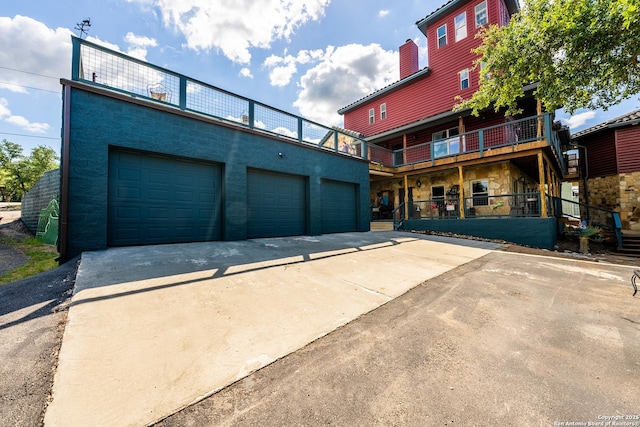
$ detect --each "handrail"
[549,196,622,248]
[70,36,368,158]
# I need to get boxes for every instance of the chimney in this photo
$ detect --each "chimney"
[399,39,419,80]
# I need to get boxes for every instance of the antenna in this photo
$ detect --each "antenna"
[75,18,91,39]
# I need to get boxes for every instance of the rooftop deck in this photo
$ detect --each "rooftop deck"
[70,37,367,158]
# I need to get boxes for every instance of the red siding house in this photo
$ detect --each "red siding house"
[572,110,640,232]
[338,0,571,249]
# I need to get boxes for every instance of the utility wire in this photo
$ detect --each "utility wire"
[0,131,59,140]
[0,66,59,80]
[0,81,59,94]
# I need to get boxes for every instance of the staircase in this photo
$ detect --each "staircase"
[618,232,640,258]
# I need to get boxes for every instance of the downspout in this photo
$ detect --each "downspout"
[573,144,589,206]
[59,83,71,263]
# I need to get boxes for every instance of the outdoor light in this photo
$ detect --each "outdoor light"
[416,179,422,188]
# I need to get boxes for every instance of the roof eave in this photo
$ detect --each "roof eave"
[338,67,432,115]
[415,0,520,36]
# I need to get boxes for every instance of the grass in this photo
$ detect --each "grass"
[0,236,59,285]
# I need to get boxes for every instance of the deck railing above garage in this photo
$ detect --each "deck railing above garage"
[370,114,566,172]
[70,37,368,158]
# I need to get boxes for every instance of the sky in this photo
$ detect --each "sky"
[1,0,638,159]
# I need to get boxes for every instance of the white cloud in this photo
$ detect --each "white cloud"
[5,115,50,133]
[239,67,253,78]
[270,63,298,87]
[263,49,327,87]
[378,10,389,18]
[0,98,50,134]
[0,98,11,118]
[560,111,597,130]
[151,0,331,64]
[265,54,300,87]
[0,16,73,92]
[124,32,158,60]
[263,54,284,68]
[293,43,398,126]
[125,32,158,48]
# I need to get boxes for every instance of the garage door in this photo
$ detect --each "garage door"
[321,179,357,233]
[108,150,222,246]
[247,169,306,238]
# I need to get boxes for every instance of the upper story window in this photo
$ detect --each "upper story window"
[380,103,387,120]
[460,68,470,89]
[369,108,375,124]
[455,12,467,41]
[432,127,459,141]
[432,127,461,158]
[437,24,447,48]
[475,1,488,27]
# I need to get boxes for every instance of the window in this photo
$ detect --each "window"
[432,127,461,158]
[455,12,467,41]
[380,103,387,120]
[437,24,447,48]
[475,1,488,27]
[472,180,489,206]
[460,68,470,89]
[369,108,375,124]
[432,185,445,212]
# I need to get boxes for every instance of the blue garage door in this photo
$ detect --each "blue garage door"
[108,150,222,246]
[321,179,358,233]
[247,169,306,238]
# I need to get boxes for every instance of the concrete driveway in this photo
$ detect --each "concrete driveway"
[156,249,640,427]
[44,231,501,426]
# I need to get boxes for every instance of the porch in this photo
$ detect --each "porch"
[389,194,624,251]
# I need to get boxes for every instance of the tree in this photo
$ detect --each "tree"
[0,140,59,201]
[454,0,640,116]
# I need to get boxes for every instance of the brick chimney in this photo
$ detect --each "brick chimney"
[399,39,419,80]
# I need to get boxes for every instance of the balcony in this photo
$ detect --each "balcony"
[368,114,566,174]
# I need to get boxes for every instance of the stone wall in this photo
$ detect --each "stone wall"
[21,169,60,233]
[584,175,620,228]
[619,171,640,230]
[369,160,538,217]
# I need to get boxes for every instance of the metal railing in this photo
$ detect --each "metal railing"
[548,196,623,247]
[70,37,367,157]
[391,192,544,228]
[369,114,561,168]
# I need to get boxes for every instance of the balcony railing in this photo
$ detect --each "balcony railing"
[70,37,367,158]
[370,114,565,171]
[393,192,543,222]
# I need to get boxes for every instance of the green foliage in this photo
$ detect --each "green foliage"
[455,0,640,116]
[0,139,58,201]
[0,236,59,286]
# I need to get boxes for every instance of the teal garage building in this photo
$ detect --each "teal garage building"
[59,38,370,261]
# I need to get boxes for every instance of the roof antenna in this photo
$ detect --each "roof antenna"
[75,18,91,39]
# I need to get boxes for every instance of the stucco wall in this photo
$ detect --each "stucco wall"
[62,85,370,260]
